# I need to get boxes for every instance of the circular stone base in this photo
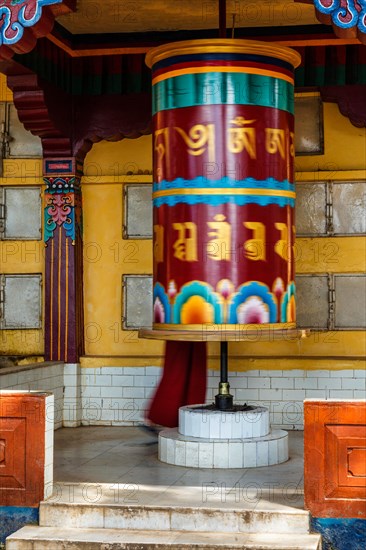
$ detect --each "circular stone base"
[179,404,270,439]
[159,429,288,468]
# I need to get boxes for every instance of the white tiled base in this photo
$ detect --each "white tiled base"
[179,405,270,439]
[159,429,288,468]
[44,394,54,498]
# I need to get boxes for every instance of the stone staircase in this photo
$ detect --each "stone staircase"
[7,500,322,549]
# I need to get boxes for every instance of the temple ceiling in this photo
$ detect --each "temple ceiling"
[56,0,319,35]
[0,0,364,157]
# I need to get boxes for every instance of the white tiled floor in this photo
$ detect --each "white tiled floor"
[53,427,305,511]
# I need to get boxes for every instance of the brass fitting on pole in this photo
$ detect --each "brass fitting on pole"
[218,382,230,395]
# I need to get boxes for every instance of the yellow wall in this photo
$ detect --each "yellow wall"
[82,103,366,177]
[82,101,366,370]
[0,166,44,355]
[1,73,364,368]
[82,176,163,361]
[295,102,366,173]
[0,75,44,355]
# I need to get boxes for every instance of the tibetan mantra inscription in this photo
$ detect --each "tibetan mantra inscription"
[146,39,301,332]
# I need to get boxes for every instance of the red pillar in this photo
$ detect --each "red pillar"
[43,157,84,362]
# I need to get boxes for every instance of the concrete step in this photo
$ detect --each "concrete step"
[6,526,322,550]
[39,502,311,534]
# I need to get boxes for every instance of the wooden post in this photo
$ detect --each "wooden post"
[43,158,84,362]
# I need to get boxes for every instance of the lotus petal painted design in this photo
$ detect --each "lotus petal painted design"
[181,295,215,324]
[228,281,277,324]
[272,277,285,322]
[236,296,270,324]
[216,279,235,300]
[153,297,165,323]
[153,283,170,323]
[281,281,296,323]
[167,279,177,300]
[272,277,285,300]
[173,281,223,324]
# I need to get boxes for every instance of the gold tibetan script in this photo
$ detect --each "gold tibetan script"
[174,124,215,163]
[228,116,256,159]
[153,225,164,264]
[207,214,231,261]
[289,132,295,158]
[243,221,266,261]
[172,222,198,261]
[274,222,292,261]
[154,128,169,160]
[154,128,169,178]
[265,128,285,159]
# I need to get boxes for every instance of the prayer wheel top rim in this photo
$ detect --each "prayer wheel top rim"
[145,38,301,70]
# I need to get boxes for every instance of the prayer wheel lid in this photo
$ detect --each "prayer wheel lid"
[145,38,301,69]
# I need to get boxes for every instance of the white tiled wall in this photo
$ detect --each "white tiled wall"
[44,393,54,497]
[81,366,161,426]
[80,366,366,430]
[1,363,365,430]
[0,362,64,429]
[63,363,82,427]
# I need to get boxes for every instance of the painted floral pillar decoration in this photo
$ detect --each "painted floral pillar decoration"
[0,1,75,59]
[313,0,366,44]
[43,158,84,362]
[146,39,301,333]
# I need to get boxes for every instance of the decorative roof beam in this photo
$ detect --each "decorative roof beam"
[297,0,366,44]
[0,0,76,60]
[7,72,73,158]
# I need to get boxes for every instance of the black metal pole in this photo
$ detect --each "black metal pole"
[221,341,228,382]
[219,0,226,38]
[215,341,233,410]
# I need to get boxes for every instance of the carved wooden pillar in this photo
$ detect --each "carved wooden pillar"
[43,157,84,362]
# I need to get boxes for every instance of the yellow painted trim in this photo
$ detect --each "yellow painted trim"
[0,177,44,186]
[47,33,150,57]
[153,188,296,199]
[207,356,366,371]
[0,160,43,184]
[225,330,366,358]
[0,74,13,102]
[154,323,296,331]
[0,241,44,273]
[80,172,366,187]
[80,356,164,368]
[145,39,301,69]
[296,237,366,273]
[295,92,320,99]
[295,171,366,182]
[81,174,153,185]
[79,355,365,372]
[278,38,361,47]
[152,66,294,86]
[0,330,44,355]
[48,34,361,59]
[80,171,365,186]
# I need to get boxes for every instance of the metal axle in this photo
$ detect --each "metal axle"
[215,341,234,410]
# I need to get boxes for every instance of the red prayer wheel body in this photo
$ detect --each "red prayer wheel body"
[146,40,301,333]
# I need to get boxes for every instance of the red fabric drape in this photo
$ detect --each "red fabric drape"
[147,341,207,428]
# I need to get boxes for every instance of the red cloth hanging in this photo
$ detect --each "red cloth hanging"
[146,341,207,428]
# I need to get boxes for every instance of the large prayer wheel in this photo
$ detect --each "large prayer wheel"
[145,40,301,335]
